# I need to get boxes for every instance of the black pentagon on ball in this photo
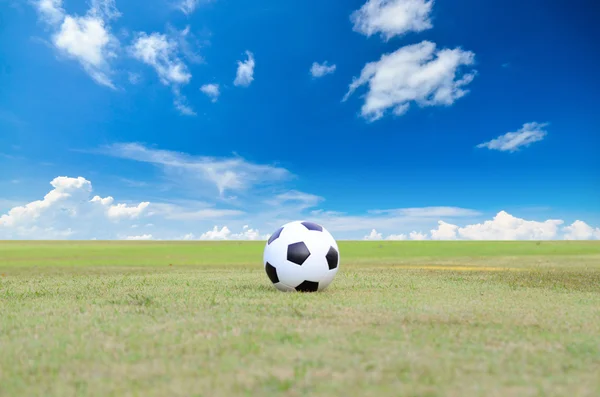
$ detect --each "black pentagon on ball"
[326,246,339,270]
[265,262,279,284]
[287,242,311,265]
[301,221,323,232]
[267,227,284,245]
[295,280,319,292]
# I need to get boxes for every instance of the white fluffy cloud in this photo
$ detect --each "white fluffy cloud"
[386,233,407,240]
[563,220,600,240]
[126,234,153,240]
[234,51,255,87]
[429,220,458,240]
[363,211,600,241]
[0,176,150,239]
[423,211,566,240]
[95,197,144,222]
[130,30,194,115]
[363,229,383,240]
[477,122,549,152]
[193,225,269,240]
[130,32,191,85]
[36,0,65,25]
[351,0,434,40]
[310,61,336,78]
[428,211,564,240]
[34,0,120,88]
[200,83,220,102]
[409,231,428,240]
[363,229,425,240]
[0,176,262,240]
[343,41,476,121]
[0,177,90,229]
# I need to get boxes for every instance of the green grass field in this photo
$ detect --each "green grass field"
[1,241,600,396]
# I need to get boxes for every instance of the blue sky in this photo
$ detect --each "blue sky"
[0,0,598,240]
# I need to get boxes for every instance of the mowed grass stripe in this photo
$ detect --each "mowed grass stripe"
[1,240,599,267]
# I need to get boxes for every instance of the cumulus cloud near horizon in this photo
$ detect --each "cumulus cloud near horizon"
[2,176,598,241]
[185,225,270,241]
[0,176,149,239]
[0,176,252,240]
[363,210,600,241]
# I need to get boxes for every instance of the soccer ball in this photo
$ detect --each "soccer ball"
[263,220,340,292]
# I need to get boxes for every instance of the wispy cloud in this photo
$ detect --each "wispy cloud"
[368,207,481,217]
[265,190,324,210]
[177,0,212,15]
[172,87,196,116]
[0,152,22,160]
[178,0,199,15]
[118,177,148,188]
[96,142,293,197]
[0,110,27,128]
[155,206,245,221]
[170,25,204,65]
[309,206,481,233]
[128,72,141,84]
[476,122,549,152]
